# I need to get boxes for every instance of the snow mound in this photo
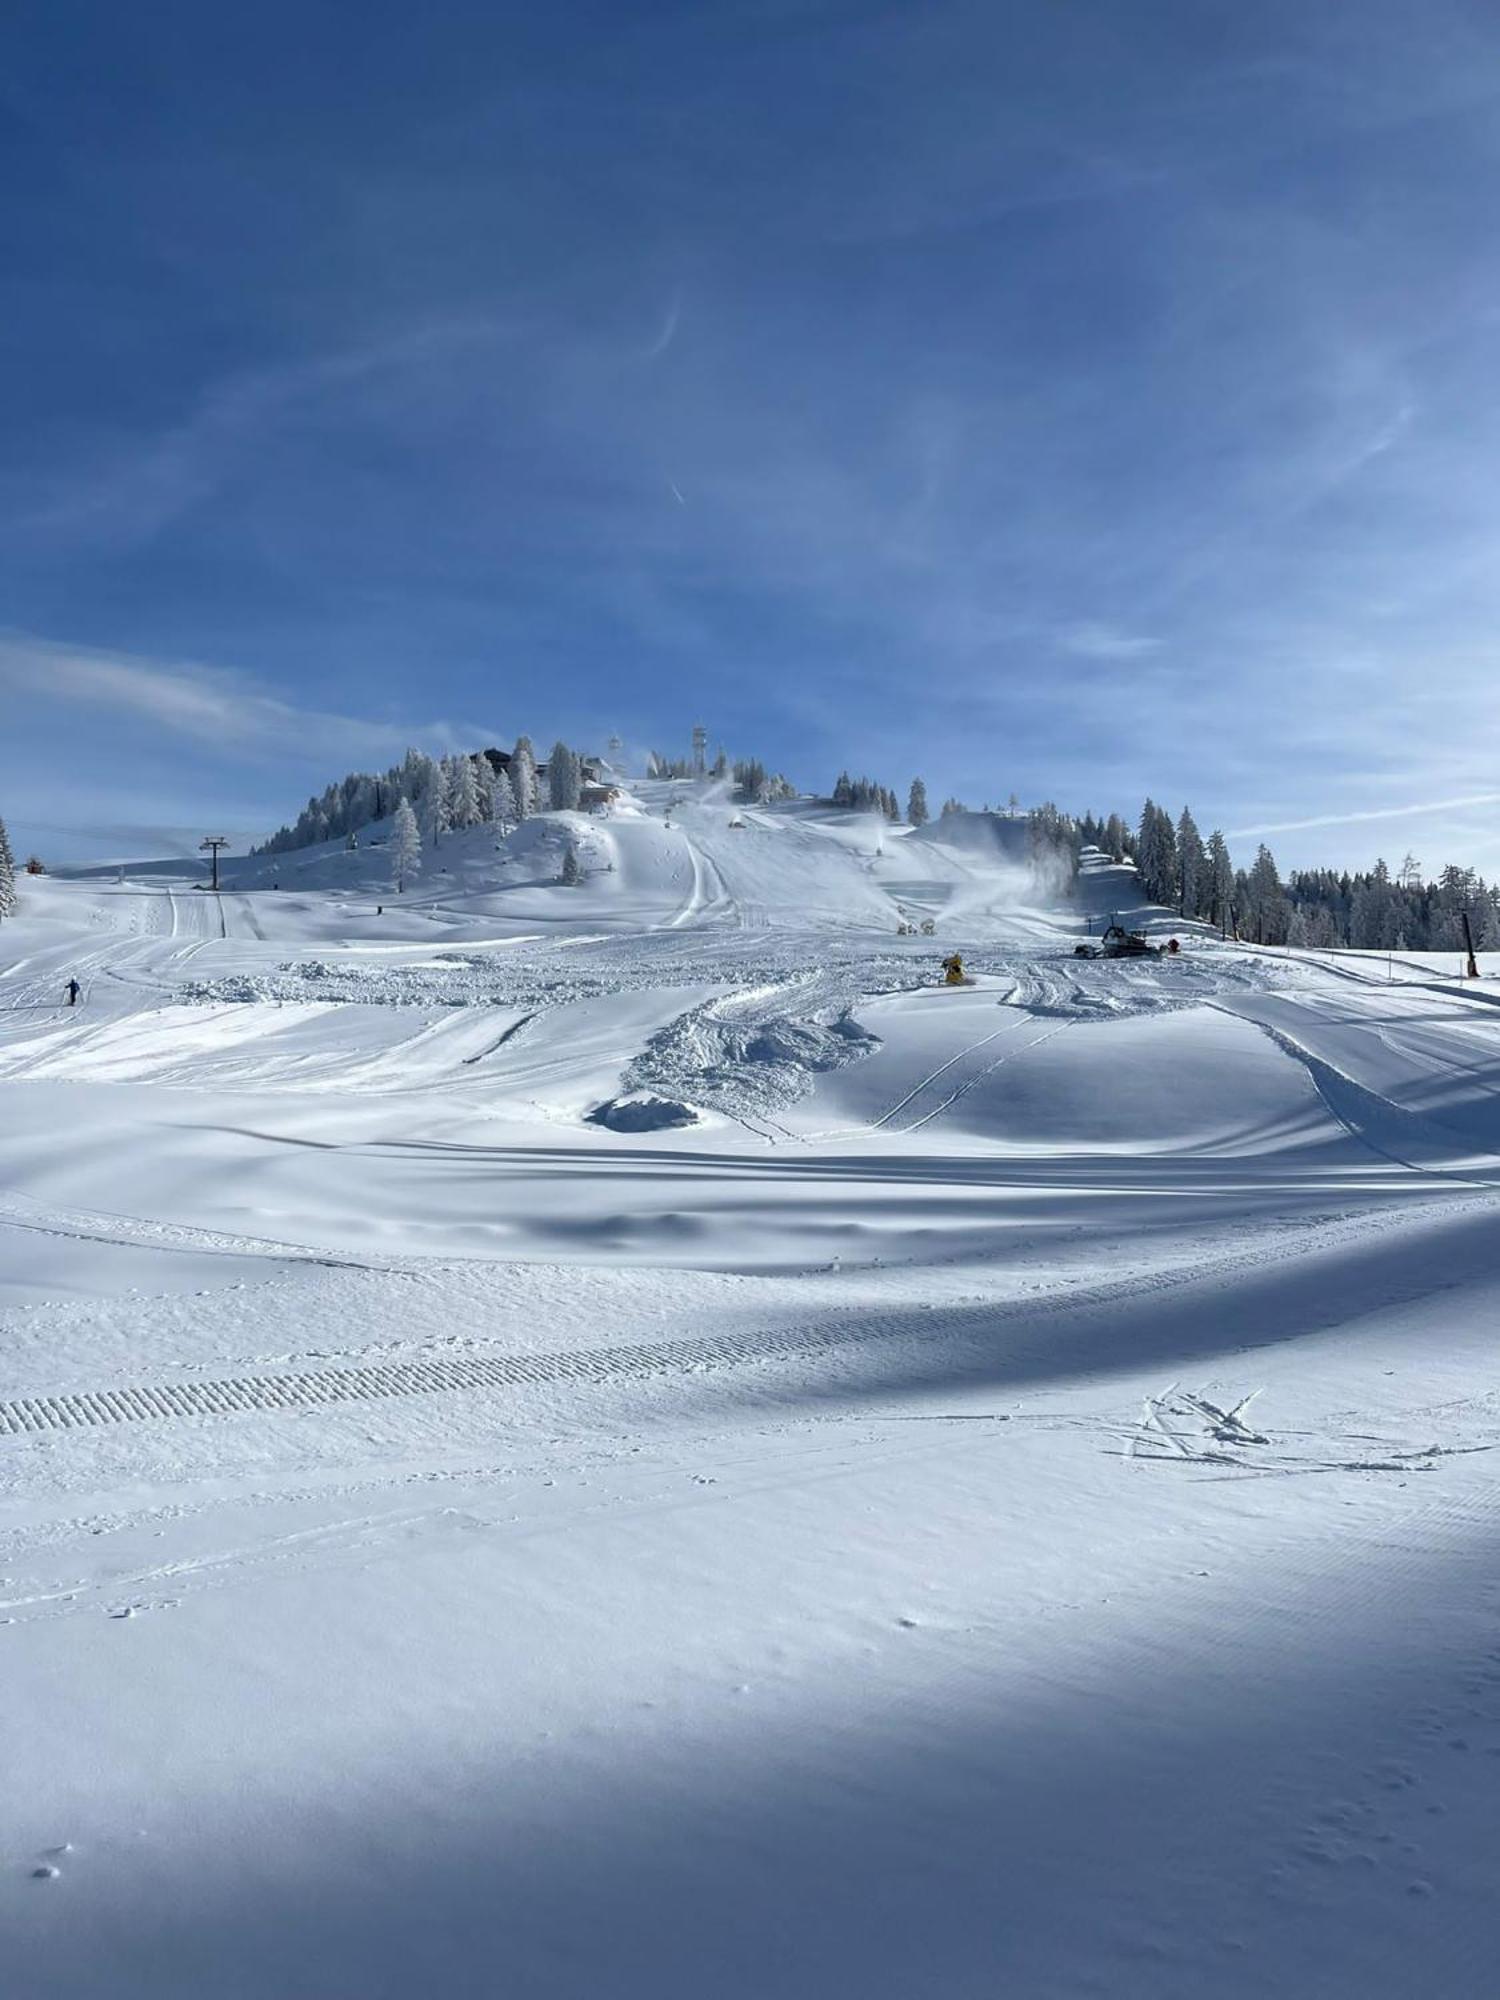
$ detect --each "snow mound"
[627,1000,880,1119]
[586,1093,700,1133]
[186,956,727,1011]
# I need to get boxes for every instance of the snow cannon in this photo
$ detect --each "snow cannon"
[941,953,973,987]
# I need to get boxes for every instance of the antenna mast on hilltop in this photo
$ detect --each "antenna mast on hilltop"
[691,724,707,776]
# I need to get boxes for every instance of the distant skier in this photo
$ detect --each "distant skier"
[65,978,81,1007]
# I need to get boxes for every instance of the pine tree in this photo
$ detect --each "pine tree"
[1134,800,1178,906]
[426,763,452,848]
[548,742,581,812]
[0,814,17,920]
[392,797,422,894]
[1247,844,1288,944]
[1206,831,1235,933]
[734,758,768,802]
[476,759,499,823]
[492,769,516,831]
[450,754,481,830]
[401,748,438,804]
[1176,808,1205,918]
[561,842,582,886]
[907,778,928,828]
[940,796,965,817]
[511,737,538,818]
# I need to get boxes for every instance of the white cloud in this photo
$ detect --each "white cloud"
[1228,791,1500,838]
[21,316,514,548]
[642,292,682,360]
[2,630,482,765]
[1055,621,1161,661]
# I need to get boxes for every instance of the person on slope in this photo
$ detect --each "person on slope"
[65,978,81,1007]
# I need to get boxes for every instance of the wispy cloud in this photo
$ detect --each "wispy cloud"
[642,292,682,360]
[2,631,481,765]
[19,317,514,549]
[1229,792,1500,838]
[1055,622,1161,661]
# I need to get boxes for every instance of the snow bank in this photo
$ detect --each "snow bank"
[586,1093,700,1132]
[625,999,880,1121]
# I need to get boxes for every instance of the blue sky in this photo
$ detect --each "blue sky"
[5,0,1500,873]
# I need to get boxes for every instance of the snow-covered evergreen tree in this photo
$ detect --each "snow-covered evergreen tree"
[475,759,499,824]
[0,814,17,920]
[492,769,516,831]
[561,842,582,886]
[449,753,481,830]
[548,741,581,812]
[402,748,438,803]
[392,797,422,893]
[425,762,452,848]
[511,737,538,819]
[907,779,929,827]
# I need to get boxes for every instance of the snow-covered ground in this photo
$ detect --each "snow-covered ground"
[3,786,1499,1996]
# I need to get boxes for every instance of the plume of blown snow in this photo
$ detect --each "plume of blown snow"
[937,835,1078,929]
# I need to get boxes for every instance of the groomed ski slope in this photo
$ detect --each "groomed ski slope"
[3,783,1499,1997]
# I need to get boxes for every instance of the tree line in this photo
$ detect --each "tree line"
[644,748,796,802]
[254,737,594,857]
[1282,858,1500,952]
[1087,800,1500,951]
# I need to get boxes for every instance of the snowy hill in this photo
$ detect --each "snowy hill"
[5,771,1500,1996]
[228,781,1093,939]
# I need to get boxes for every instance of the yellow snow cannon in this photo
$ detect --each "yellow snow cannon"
[941,953,971,987]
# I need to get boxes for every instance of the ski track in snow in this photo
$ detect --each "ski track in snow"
[0,1195,1443,1439]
